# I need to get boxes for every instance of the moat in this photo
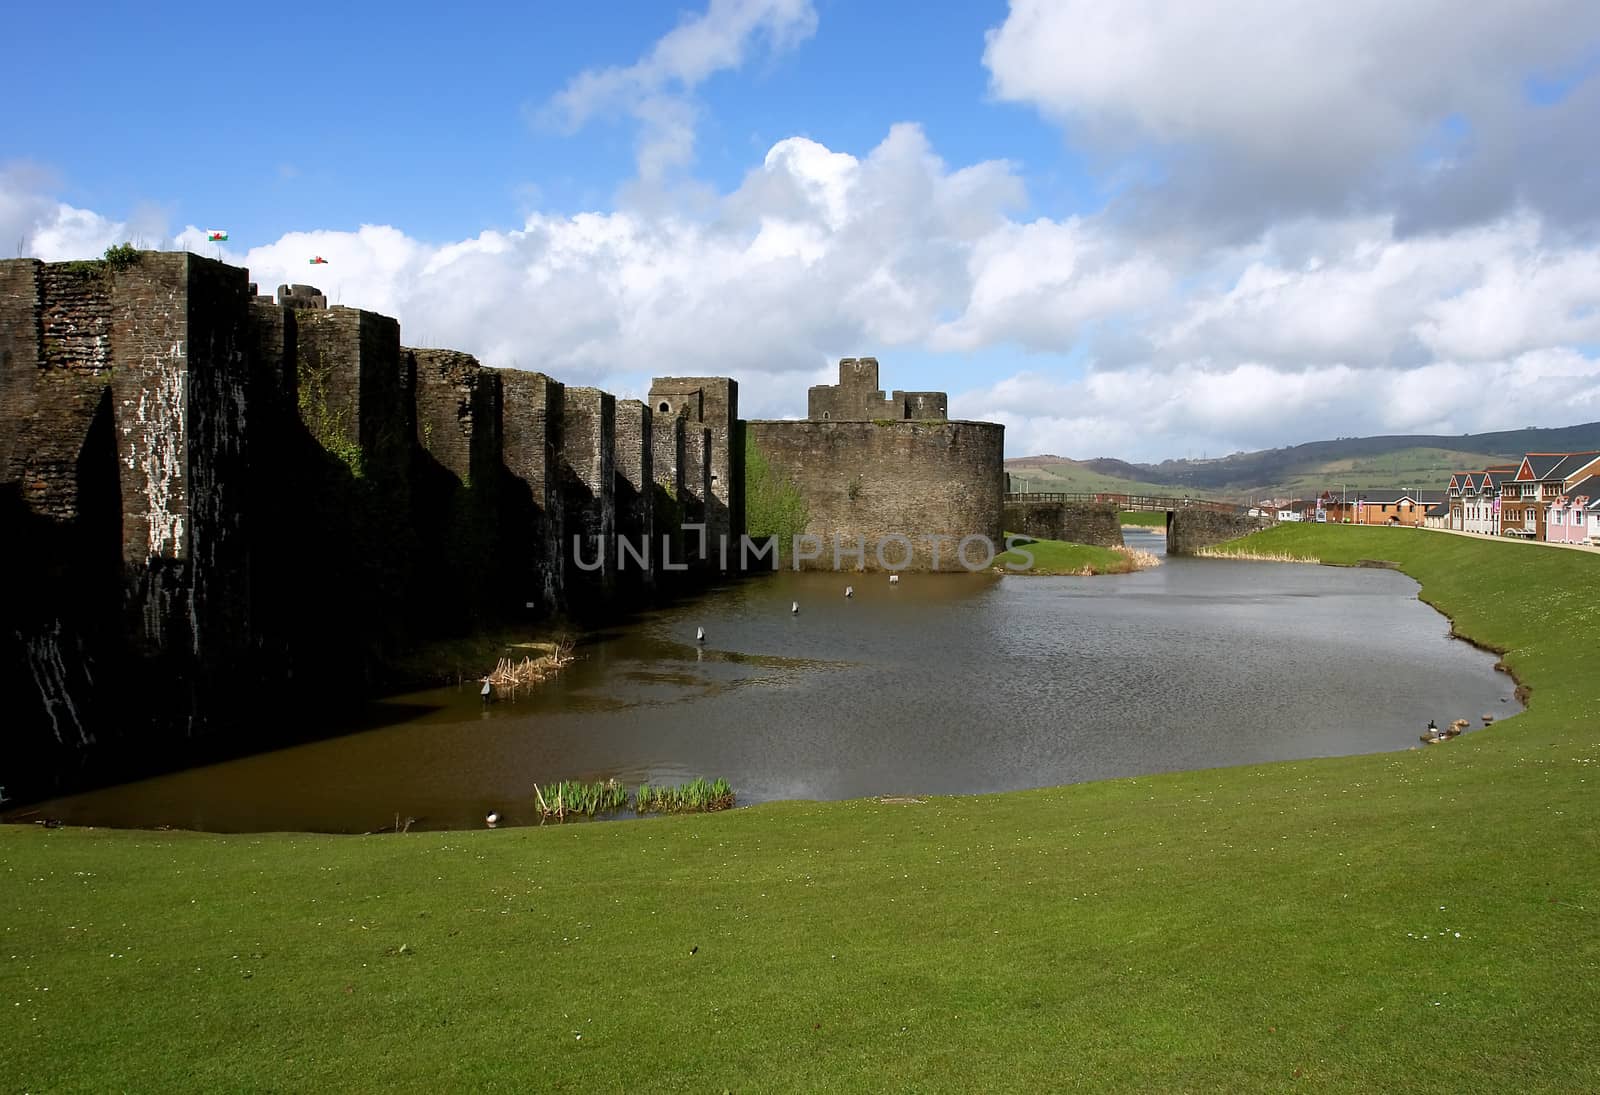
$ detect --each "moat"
[13,532,1519,832]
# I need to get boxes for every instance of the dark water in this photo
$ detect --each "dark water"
[13,530,1518,832]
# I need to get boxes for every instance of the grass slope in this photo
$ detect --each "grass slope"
[3,526,1598,1092]
[996,535,1138,575]
[1119,510,1167,527]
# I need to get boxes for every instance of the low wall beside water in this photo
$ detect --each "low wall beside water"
[1168,510,1276,555]
[1002,500,1124,547]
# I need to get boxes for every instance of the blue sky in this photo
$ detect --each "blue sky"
[6,1,1600,460]
[7,1,1077,239]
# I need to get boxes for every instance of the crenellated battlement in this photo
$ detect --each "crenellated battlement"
[807,356,948,421]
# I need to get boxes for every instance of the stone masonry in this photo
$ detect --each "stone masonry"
[648,377,739,564]
[807,357,948,422]
[2,252,1010,801]
[560,386,616,596]
[1002,500,1124,548]
[612,399,655,584]
[499,370,565,615]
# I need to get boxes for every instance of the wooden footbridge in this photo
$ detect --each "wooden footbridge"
[1004,491,1241,514]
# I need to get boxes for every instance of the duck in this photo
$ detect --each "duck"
[486,811,500,828]
[845,586,854,598]
[791,601,799,614]
[889,574,900,585]
[696,626,706,643]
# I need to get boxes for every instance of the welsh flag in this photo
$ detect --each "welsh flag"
[309,256,329,265]
[206,230,228,242]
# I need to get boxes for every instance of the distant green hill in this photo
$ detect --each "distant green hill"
[1007,420,1600,499]
[1001,456,1230,499]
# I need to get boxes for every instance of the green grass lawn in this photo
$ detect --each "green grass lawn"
[1119,510,1167,527]
[996,534,1140,574]
[4,525,1598,1091]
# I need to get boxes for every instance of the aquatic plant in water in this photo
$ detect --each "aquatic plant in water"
[533,778,630,819]
[534,776,735,820]
[634,777,735,814]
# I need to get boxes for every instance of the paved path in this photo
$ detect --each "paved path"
[1420,525,1600,555]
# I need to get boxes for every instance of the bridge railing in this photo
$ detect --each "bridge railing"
[1003,491,1240,514]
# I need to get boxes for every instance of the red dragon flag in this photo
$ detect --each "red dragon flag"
[309,256,329,265]
[205,230,228,242]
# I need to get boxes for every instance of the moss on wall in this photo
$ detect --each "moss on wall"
[743,431,809,552]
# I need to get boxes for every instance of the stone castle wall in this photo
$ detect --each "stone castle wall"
[1,253,1009,800]
[1168,510,1276,555]
[807,357,948,422]
[744,419,1005,570]
[1002,500,1124,547]
[0,251,732,802]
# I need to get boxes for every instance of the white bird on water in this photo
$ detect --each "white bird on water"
[696,626,706,643]
[845,586,854,598]
[486,811,500,828]
[889,574,900,585]
[791,601,799,614]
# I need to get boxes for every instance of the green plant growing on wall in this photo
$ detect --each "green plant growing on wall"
[297,352,365,478]
[846,476,863,501]
[102,243,140,270]
[744,434,809,553]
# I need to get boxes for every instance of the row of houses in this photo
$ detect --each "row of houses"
[1444,452,1600,544]
[1252,492,1445,527]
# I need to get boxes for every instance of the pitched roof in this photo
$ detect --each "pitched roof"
[1519,451,1599,481]
[1356,490,1440,504]
[1558,474,1600,509]
[1551,452,1600,482]
[1426,502,1448,516]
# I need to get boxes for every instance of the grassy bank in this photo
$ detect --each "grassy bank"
[4,525,1599,1091]
[995,535,1157,575]
[1119,510,1167,527]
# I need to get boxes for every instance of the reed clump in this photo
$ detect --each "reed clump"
[1194,547,1321,564]
[635,777,735,814]
[533,778,630,820]
[1113,545,1161,571]
[483,637,576,699]
[529,776,736,821]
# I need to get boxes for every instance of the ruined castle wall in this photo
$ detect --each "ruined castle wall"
[612,400,654,584]
[652,414,686,570]
[682,426,711,566]
[0,259,121,792]
[743,419,1005,571]
[895,391,948,421]
[293,307,415,661]
[808,357,886,421]
[560,387,615,598]
[2,249,761,800]
[648,377,739,563]
[241,300,302,689]
[411,349,502,633]
[1002,501,1124,547]
[1168,510,1275,555]
[1,262,119,523]
[499,370,565,615]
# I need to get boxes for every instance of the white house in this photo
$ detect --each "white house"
[1463,469,1512,536]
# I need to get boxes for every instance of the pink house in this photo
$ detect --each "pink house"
[1546,475,1600,544]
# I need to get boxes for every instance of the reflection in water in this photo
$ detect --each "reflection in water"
[17,530,1519,833]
